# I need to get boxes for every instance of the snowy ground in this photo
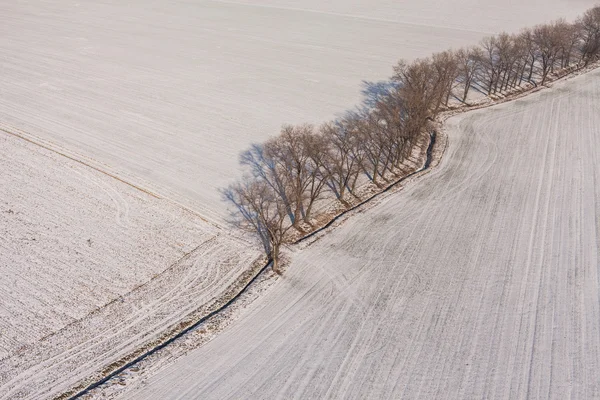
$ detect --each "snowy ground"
[1,0,596,221]
[117,68,600,399]
[1,1,599,398]
[0,130,259,399]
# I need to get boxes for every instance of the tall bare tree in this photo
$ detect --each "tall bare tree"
[367,89,411,167]
[352,110,393,186]
[478,36,502,95]
[509,33,531,87]
[266,124,328,227]
[393,58,439,133]
[320,121,362,203]
[240,143,295,225]
[431,50,460,109]
[578,6,600,65]
[493,33,512,92]
[554,19,580,68]
[456,46,483,102]
[525,29,539,83]
[533,22,561,84]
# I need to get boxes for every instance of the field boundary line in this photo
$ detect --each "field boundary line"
[22,237,213,355]
[59,257,272,400]
[0,125,160,199]
[0,124,221,228]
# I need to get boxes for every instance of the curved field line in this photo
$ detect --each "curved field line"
[62,258,273,400]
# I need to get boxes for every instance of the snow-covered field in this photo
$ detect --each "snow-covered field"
[1,0,596,220]
[121,68,600,399]
[0,130,259,399]
[1,1,599,398]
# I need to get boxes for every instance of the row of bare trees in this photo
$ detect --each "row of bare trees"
[460,7,600,99]
[224,6,600,273]
[224,52,464,272]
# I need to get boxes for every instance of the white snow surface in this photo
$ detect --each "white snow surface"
[1,0,596,220]
[0,131,259,399]
[123,68,600,399]
[1,1,599,398]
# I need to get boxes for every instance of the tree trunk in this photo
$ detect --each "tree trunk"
[462,80,470,102]
[527,58,535,81]
[338,179,346,200]
[303,201,316,225]
[271,245,281,275]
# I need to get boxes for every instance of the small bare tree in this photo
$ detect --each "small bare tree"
[223,179,292,274]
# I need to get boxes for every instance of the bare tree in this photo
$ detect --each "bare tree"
[554,19,580,68]
[393,58,439,133]
[578,6,600,65]
[532,22,562,84]
[494,33,512,92]
[431,50,460,109]
[320,121,362,203]
[359,80,413,168]
[509,33,531,87]
[521,28,538,84]
[503,33,530,90]
[301,131,330,223]
[487,32,526,93]
[265,124,328,228]
[456,46,483,102]
[223,179,292,274]
[352,110,392,186]
[370,88,412,169]
[240,143,295,225]
[478,36,502,95]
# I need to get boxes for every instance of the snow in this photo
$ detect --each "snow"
[0,131,260,399]
[1,1,599,398]
[0,0,596,221]
[119,68,600,399]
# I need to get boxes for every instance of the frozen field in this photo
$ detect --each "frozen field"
[1,0,596,220]
[1,1,599,398]
[124,69,600,399]
[0,130,259,399]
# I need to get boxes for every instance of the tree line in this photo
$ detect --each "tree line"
[224,6,600,273]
